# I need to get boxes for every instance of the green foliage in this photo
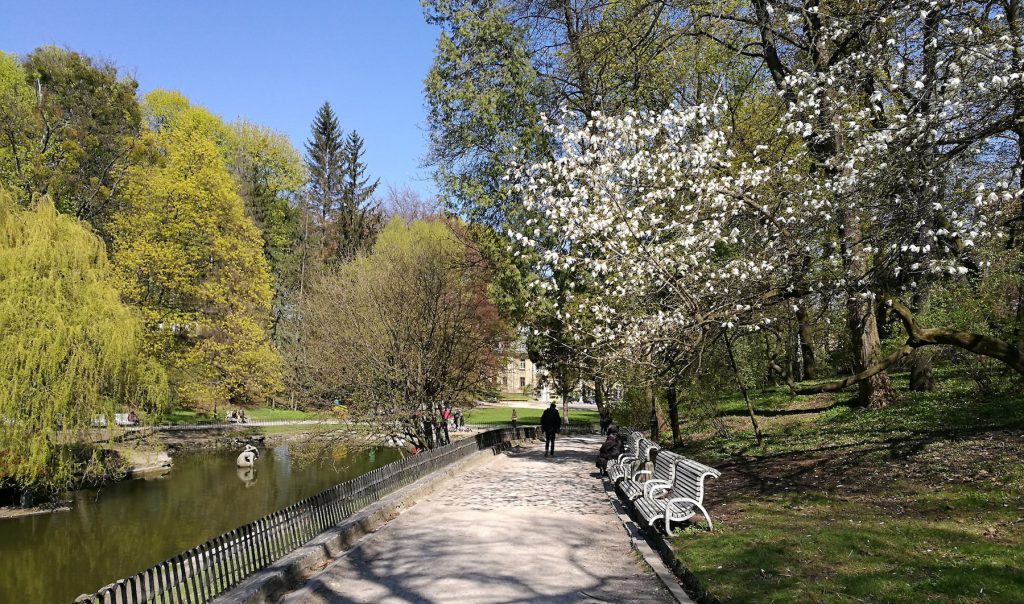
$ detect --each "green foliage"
[335,130,382,261]
[112,91,281,410]
[423,0,549,227]
[298,217,511,448]
[0,52,35,199]
[229,120,306,323]
[304,101,345,258]
[18,47,141,235]
[0,194,167,495]
[303,104,382,263]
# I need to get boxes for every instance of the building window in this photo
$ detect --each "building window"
[502,377,508,387]
[519,360,526,370]
[519,377,526,389]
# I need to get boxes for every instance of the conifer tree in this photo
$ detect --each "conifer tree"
[303,102,344,260]
[336,130,381,261]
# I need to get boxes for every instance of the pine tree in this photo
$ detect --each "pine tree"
[336,130,381,261]
[303,102,344,260]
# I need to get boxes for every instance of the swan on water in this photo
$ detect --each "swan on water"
[236,444,260,467]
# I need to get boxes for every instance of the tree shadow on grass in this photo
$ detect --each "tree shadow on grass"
[681,515,1024,604]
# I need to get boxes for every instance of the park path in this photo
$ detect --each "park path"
[281,434,674,604]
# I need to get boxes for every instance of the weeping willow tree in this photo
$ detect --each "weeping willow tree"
[0,193,168,498]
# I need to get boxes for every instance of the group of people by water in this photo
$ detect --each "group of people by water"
[441,405,466,432]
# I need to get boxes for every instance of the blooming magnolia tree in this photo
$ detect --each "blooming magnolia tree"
[512,0,1024,406]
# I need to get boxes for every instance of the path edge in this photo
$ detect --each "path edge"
[214,438,526,604]
[601,478,722,604]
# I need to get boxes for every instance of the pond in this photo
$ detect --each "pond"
[0,443,402,603]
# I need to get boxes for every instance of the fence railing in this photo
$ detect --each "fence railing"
[74,425,593,604]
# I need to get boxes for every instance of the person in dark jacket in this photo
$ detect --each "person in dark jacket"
[595,425,622,476]
[540,403,562,457]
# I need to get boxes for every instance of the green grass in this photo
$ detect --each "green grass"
[144,408,217,425]
[670,373,1024,603]
[463,406,600,426]
[497,391,532,401]
[673,487,1024,603]
[252,423,336,435]
[144,406,317,425]
[244,407,317,422]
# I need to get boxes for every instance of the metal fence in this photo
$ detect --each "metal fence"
[74,425,592,604]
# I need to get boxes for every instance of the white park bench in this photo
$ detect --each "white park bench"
[613,437,660,500]
[619,449,684,502]
[114,413,138,426]
[607,430,644,483]
[633,457,720,532]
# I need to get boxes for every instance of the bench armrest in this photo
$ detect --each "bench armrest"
[664,497,714,532]
[643,479,671,499]
[632,469,652,482]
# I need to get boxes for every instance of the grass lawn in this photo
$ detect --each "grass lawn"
[670,373,1024,603]
[498,392,532,401]
[145,406,317,425]
[144,408,217,425]
[245,407,317,422]
[464,406,600,426]
[251,423,339,435]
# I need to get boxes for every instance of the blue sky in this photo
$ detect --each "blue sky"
[0,0,439,196]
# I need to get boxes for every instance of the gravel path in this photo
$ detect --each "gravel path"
[282,435,673,603]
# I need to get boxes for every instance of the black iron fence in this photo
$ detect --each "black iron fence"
[73,425,592,604]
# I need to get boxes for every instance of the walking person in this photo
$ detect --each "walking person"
[599,408,611,435]
[540,402,562,457]
[511,409,518,432]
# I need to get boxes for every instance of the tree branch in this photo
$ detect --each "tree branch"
[792,299,1024,395]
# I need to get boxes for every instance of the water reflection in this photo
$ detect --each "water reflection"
[0,444,401,603]
[236,466,257,487]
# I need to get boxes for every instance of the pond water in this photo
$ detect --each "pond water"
[0,443,402,603]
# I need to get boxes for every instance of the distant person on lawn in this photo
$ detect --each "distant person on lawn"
[511,409,518,432]
[540,403,562,457]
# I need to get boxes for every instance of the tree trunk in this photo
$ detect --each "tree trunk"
[725,334,763,444]
[423,418,436,449]
[795,302,817,379]
[839,192,896,408]
[1016,285,1024,352]
[856,300,897,407]
[908,289,936,391]
[666,385,680,446]
[594,374,605,414]
[909,349,936,392]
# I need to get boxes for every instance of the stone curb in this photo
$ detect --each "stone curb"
[600,478,695,604]
[214,439,527,604]
[606,478,722,604]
